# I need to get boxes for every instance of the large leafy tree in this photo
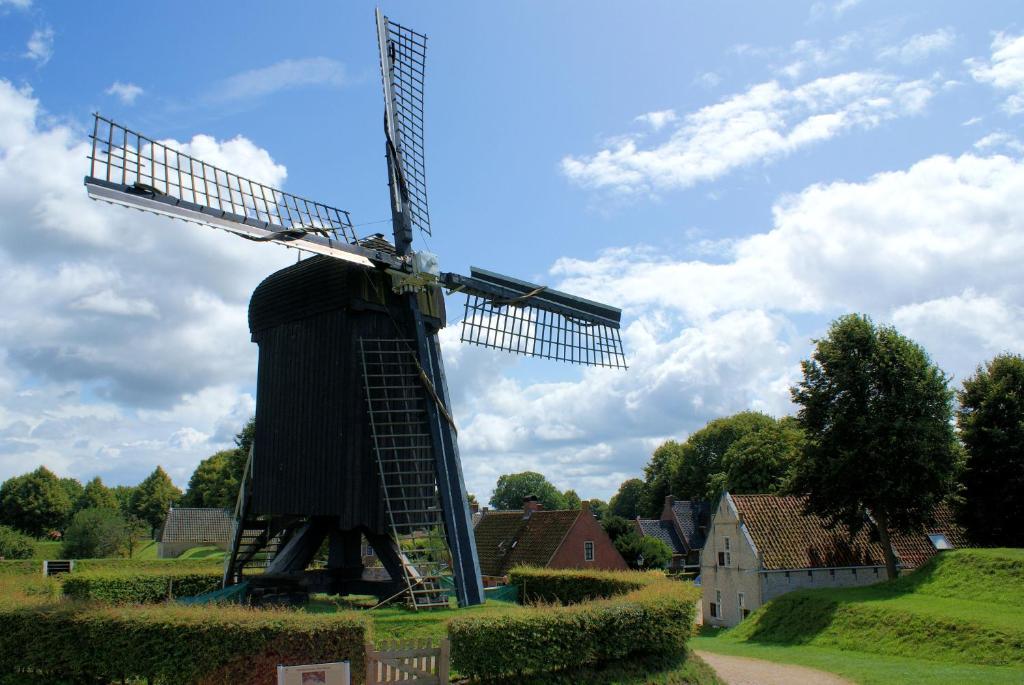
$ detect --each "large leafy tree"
[0,466,73,536]
[588,498,608,521]
[608,478,644,518]
[714,418,803,495]
[789,314,958,579]
[76,477,119,513]
[600,514,633,546]
[181,450,238,508]
[111,485,136,513]
[669,412,776,501]
[640,441,683,517]
[489,471,567,511]
[957,354,1024,546]
[129,467,182,534]
[62,508,130,559]
[614,533,673,570]
[562,489,582,510]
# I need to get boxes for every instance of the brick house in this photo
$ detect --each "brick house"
[634,496,710,571]
[473,497,627,583]
[702,492,969,627]
[157,507,234,558]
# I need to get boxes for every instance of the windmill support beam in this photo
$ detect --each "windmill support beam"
[409,295,485,607]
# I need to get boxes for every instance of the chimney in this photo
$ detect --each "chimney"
[522,495,542,519]
[662,495,676,521]
[581,500,591,515]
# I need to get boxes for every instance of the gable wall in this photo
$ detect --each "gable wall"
[549,510,628,571]
[701,495,762,628]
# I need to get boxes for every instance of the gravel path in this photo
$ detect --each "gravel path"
[695,650,854,685]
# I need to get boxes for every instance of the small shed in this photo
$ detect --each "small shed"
[158,507,234,559]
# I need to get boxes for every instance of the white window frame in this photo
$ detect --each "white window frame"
[712,589,721,618]
[723,536,732,566]
[738,591,746,620]
[584,540,595,561]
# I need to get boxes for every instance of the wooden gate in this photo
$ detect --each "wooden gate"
[365,638,449,683]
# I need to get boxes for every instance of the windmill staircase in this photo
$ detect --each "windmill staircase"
[361,338,453,609]
[223,448,286,587]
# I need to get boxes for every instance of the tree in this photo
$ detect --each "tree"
[61,508,130,559]
[76,477,119,513]
[608,478,644,518]
[588,499,608,521]
[789,314,958,579]
[0,525,34,560]
[59,478,84,511]
[563,489,582,510]
[111,485,136,513]
[957,354,1024,547]
[717,418,803,495]
[466,492,478,506]
[181,450,238,508]
[640,441,683,517]
[489,471,567,511]
[130,467,182,535]
[600,514,634,546]
[614,532,673,570]
[669,412,776,501]
[0,467,73,536]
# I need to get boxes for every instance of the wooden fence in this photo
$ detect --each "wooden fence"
[365,638,449,684]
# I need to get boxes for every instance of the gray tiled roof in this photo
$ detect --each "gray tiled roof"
[636,519,685,555]
[671,500,710,551]
[159,507,234,543]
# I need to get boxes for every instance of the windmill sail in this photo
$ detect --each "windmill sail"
[444,268,628,369]
[83,115,394,268]
[377,9,431,239]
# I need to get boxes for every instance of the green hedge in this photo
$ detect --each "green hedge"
[63,569,223,604]
[0,556,221,576]
[0,598,369,684]
[510,566,649,604]
[449,568,699,680]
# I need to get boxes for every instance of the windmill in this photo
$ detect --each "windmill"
[83,10,626,608]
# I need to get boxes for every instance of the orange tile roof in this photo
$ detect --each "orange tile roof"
[729,494,967,571]
[473,509,581,576]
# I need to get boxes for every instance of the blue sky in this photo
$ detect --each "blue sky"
[0,0,1022,502]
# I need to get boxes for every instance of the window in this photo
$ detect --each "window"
[785,571,791,584]
[807,570,813,579]
[873,567,879,576]
[721,537,732,566]
[829,569,836,580]
[928,534,953,550]
[738,592,749,620]
[852,568,857,576]
[710,590,721,618]
[584,541,595,561]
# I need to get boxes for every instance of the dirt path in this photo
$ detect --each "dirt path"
[695,650,854,685]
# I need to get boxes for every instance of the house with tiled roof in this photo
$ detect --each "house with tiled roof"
[157,507,235,558]
[702,492,968,627]
[473,497,627,582]
[635,496,710,571]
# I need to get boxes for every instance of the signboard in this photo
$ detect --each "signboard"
[277,661,350,685]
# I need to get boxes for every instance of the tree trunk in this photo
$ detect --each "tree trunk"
[873,510,899,580]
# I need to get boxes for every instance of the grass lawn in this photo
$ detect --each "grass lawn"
[693,548,1024,684]
[30,540,61,559]
[129,539,158,559]
[176,545,226,560]
[692,631,1024,685]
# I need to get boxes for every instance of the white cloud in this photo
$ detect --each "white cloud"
[105,81,144,105]
[634,109,677,131]
[973,131,1024,153]
[0,79,295,487]
[777,33,861,80]
[810,0,862,21]
[24,26,53,65]
[878,28,956,64]
[562,71,934,194]
[968,33,1024,114]
[213,57,349,103]
[0,0,32,8]
[962,116,982,126]
[695,72,722,88]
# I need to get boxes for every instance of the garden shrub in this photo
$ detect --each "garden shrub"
[510,565,649,604]
[62,569,223,603]
[0,597,369,685]
[61,507,131,559]
[0,526,33,560]
[449,568,699,680]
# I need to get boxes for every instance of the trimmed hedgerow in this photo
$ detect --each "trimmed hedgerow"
[449,568,699,681]
[0,597,369,685]
[62,569,222,603]
[0,556,222,576]
[510,565,648,604]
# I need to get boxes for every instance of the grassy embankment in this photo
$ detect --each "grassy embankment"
[692,548,1024,684]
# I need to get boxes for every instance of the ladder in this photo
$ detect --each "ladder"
[361,338,452,609]
[223,446,284,585]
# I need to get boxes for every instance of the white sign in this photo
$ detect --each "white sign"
[276,661,350,685]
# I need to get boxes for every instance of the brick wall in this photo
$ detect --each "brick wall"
[548,506,628,571]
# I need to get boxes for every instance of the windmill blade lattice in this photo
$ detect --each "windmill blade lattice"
[84,115,364,256]
[378,13,431,237]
